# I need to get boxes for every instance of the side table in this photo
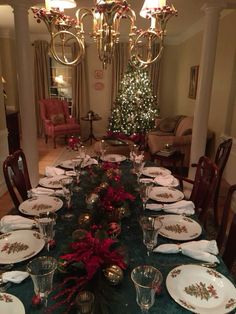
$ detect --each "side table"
[81,116,102,145]
[152,151,185,175]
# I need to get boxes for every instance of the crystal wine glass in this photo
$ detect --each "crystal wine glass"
[60,176,74,220]
[133,160,145,182]
[139,179,153,211]
[27,256,57,308]
[131,265,163,314]
[139,216,163,256]
[35,211,57,251]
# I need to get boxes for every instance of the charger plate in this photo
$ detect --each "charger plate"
[142,167,171,178]
[166,264,236,314]
[39,175,68,189]
[100,154,126,163]
[149,187,184,203]
[0,230,44,264]
[19,196,63,216]
[158,215,202,241]
[0,293,25,314]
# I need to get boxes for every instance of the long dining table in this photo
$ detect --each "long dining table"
[3,159,236,314]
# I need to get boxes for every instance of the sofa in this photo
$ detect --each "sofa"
[146,115,193,167]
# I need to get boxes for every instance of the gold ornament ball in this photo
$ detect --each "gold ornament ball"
[86,193,99,205]
[78,213,93,229]
[72,228,87,241]
[103,265,123,285]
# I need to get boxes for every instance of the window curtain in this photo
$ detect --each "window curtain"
[148,43,162,99]
[71,44,89,138]
[111,42,129,107]
[33,40,50,136]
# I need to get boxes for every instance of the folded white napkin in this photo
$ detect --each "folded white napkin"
[30,187,55,196]
[0,215,35,233]
[81,155,98,168]
[45,166,65,177]
[154,240,220,264]
[154,174,178,187]
[2,271,29,284]
[146,200,195,215]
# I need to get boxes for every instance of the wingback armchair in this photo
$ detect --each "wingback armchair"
[147,116,193,167]
[39,98,80,148]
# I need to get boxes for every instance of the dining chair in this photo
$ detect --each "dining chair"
[213,138,232,227]
[3,149,32,209]
[39,98,80,148]
[176,156,219,225]
[216,184,236,270]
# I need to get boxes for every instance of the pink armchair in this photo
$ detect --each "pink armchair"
[39,98,80,148]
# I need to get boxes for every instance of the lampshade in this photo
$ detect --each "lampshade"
[49,0,77,10]
[140,0,166,18]
[1,76,6,84]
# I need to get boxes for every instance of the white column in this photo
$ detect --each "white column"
[11,0,39,187]
[189,0,225,176]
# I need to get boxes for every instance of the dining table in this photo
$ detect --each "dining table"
[1,158,236,314]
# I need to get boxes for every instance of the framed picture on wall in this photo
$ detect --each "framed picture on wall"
[188,65,199,99]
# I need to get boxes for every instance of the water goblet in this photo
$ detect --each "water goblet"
[27,256,57,308]
[78,145,86,159]
[133,160,145,182]
[35,211,57,251]
[99,139,107,160]
[75,290,95,314]
[72,158,83,191]
[131,265,163,314]
[139,180,153,211]
[139,216,163,256]
[60,176,74,220]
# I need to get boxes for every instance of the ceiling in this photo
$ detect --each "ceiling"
[0,0,209,39]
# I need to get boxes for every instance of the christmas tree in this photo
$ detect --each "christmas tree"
[109,62,159,137]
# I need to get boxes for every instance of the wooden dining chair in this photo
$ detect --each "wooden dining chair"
[213,138,232,226]
[216,184,236,270]
[3,149,32,209]
[176,156,219,225]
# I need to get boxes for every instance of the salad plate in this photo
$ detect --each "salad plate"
[142,166,171,178]
[100,154,126,163]
[0,230,44,264]
[166,264,236,313]
[0,293,25,314]
[149,186,184,203]
[39,175,68,189]
[19,196,63,216]
[158,214,202,241]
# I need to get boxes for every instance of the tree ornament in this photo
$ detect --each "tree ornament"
[31,294,42,306]
[72,228,87,241]
[78,213,93,229]
[86,193,99,206]
[107,222,121,238]
[103,265,124,285]
[117,206,131,219]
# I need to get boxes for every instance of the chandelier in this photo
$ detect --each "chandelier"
[32,0,177,68]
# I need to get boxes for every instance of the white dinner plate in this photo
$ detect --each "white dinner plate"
[39,175,68,189]
[19,196,63,216]
[149,187,184,203]
[154,176,179,187]
[0,230,45,264]
[100,154,126,163]
[142,167,171,178]
[158,214,202,241]
[166,264,236,314]
[59,159,74,169]
[0,293,25,314]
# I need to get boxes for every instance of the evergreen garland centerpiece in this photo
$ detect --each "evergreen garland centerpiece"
[108,61,159,145]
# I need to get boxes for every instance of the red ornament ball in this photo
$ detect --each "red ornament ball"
[32,295,41,306]
[108,222,121,238]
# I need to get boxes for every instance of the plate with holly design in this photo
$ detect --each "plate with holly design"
[166,264,236,313]
[158,215,202,241]
[0,293,25,314]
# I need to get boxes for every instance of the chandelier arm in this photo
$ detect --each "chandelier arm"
[130,30,164,66]
[50,31,85,66]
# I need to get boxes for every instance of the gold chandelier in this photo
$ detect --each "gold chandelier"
[32,0,177,68]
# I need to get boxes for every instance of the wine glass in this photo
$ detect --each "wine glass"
[78,145,86,159]
[99,139,107,160]
[139,216,163,256]
[139,179,153,211]
[60,176,74,220]
[27,256,57,308]
[131,265,163,314]
[35,211,57,251]
[72,158,83,191]
[133,160,145,182]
